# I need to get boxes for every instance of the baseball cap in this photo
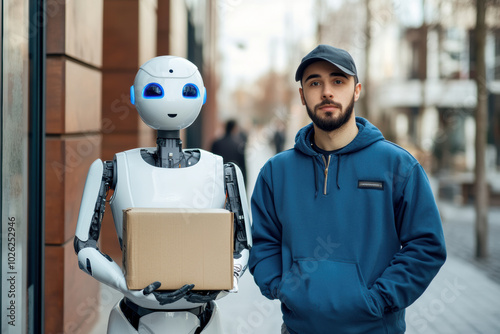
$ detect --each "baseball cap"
[295,44,358,82]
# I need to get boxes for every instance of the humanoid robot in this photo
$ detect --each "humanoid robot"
[74,56,252,333]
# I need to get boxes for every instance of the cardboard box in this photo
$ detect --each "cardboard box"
[123,208,234,291]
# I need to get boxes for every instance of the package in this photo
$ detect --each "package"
[123,208,234,291]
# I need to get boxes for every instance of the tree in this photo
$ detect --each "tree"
[361,0,372,121]
[474,0,488,258]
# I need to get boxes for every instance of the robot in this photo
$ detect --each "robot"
[74,56,252,333]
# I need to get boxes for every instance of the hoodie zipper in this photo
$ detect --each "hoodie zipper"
[321,155,331,195]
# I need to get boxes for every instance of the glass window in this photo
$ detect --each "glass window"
[1,1,30,333]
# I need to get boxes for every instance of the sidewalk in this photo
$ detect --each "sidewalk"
[438,201,500,284]
[405,256,500,334]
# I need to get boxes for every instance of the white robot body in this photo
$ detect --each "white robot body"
[110,147,225,242]
[107,301,222,334]
[74,56,251,333]
[75,159,105,242]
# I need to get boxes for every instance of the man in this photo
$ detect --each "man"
[248,44,446,334]
[211,119,247,183]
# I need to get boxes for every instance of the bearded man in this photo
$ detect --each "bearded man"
[248,44,447,334]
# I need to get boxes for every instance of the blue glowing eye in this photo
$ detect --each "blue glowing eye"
[182,84,199,98]
[143,83,164,98]
[130,85,135,105]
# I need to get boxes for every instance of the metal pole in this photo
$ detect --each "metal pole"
[28,0,46,331]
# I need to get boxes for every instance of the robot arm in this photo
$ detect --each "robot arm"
[224,162,252,291]
[73,159,128,291]
[181,162,252,302]
[74,159,195,305]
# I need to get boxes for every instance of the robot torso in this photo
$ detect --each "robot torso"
[110,147,226,242]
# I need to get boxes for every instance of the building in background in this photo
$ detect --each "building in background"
[371,0,500,204]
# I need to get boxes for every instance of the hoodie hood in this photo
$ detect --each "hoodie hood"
[294,117,384,156]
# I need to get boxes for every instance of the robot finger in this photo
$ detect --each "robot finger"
[229,273,239,293]
[185,290,220,303]
[173,284,195,296]
[143,281,162,295]
[152,284,195,305]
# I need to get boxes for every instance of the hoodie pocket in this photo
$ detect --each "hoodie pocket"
[277,259,383,327]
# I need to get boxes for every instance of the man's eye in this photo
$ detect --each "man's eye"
[334,79,343,84]
[310,81,320,86]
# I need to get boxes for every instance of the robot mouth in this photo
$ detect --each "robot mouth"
[168,114,177,118]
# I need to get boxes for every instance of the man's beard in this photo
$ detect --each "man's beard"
[306,95,355,132]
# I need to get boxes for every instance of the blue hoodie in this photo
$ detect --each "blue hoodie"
[249,117,446,334]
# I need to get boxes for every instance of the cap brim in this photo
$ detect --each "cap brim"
[295,57,356,82]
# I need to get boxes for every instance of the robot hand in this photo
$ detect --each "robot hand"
[185,290,221,303]
[142,281,195,305]
[230,248,249,293]
[143,281,221,304]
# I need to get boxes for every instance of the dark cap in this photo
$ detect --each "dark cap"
[295,44,358,82]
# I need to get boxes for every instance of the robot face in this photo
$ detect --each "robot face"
[130,56,206,131]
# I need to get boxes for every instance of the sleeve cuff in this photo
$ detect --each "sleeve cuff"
[369,285,389,314]
[267,276,282,300]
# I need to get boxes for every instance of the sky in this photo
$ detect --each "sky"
[217,0,316,87]
[216,0,319,120]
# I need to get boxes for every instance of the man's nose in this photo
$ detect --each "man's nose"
[322,84,334,99]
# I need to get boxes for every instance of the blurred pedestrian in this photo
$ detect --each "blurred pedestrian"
[272,120,286,154]
[211,119,247,183]
[249,44,446,334]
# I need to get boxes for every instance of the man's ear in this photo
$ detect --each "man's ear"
[354,83,362,102]
[299,87,306,105]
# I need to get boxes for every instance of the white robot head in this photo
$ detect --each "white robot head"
[130,56,206,131]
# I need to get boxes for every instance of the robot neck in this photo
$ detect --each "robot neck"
[156,130,183,168]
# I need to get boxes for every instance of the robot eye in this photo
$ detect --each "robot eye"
[143,83,164,99]
[182,84,199,98]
